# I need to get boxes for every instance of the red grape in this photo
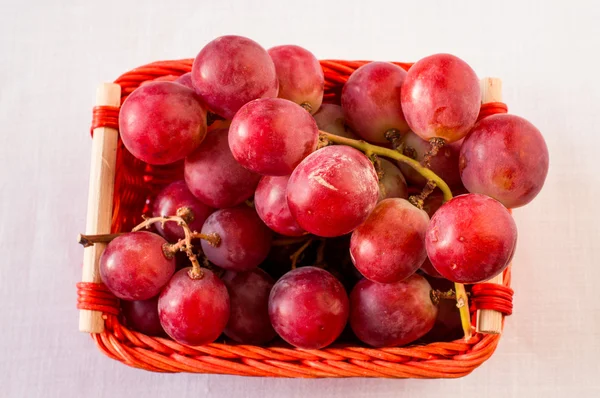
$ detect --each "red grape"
[222,269,276,344]
[419,257,443,278]
[426,193,517,283]
[349,274,438,347]
[184,128,261,208]
[268,45,324,113]
[175,72,193,89]
[121,296,165,336]
[421,192,445,218]
[401,54,480,143]
[254,175,306,237]
[398,131,463,188]
[312,103,359,139]
[229,98,319,176]
[378,158,408,201]
[152,180,214,241]
[350,198,429,283]
[191,35,278,119]
[200,206,272,272]
[341,62,410,144]
[99,231,175,300]
[421,276,463,342]
[287,145,379,237]
[158,267,230,345]
[459,114,549,208]
[119,81,207,165]
[269,267,349,349]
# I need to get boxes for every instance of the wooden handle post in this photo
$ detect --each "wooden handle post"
[475,77,505,334]
[79,83,121,333]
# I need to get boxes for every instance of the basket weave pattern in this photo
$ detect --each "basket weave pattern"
[78,59,513,378]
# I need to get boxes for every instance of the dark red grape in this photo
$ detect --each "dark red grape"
[158,268,229,345]
[341,62,409,144]
[312,103,359,139]
[269,267,349,349]
[175,72,193,89]
[349,274,438,347]
[229,98,319,176]
[350,198,429,283]
[419,257,443,278]
[99,231,175,300]
[119,81,207,165]
[459,114,549,208]
[426,193,517,283]
[121,296,165,336]
[401,54,480,143]
[398,131,463,188]
[184,128,261,208]
[222,269,276,344]
[421,276,463,342]
[201,206,272,272]
[254,175,306,237]
[378,158,408,201]
[152,180,214,241]
[287,145,379,237]
[421,192,445,218]
[268,45,324,113]
[191,35,278,119]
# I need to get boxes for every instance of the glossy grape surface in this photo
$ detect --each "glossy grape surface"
[269,267,349,349]
[121,296,165,336]
[175,72,193,89]
[255,175,306,237]
[425,193,517,283]
[119,81,207,165]
[287,145,379,237]
[459,114,549,208]
[184,128,261,208]
[312,103,359,139]
[191,35,278,119]
[378,158,408,201]
[100,231,175,300]
[401,54,480,143]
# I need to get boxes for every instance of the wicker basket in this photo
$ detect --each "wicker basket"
[77,58,514,378]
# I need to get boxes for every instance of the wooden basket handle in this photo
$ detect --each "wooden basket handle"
[476,77,505,334]
[79,83,121,333]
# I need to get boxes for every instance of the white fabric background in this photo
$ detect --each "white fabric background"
[1,0,599,397]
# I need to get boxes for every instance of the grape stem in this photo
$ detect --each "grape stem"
[319,131,453,202]
[409,180,437,210]
[319,130,472,340]
[289,238,314,269]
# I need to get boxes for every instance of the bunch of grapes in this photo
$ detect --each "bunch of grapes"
[91,35,549,349]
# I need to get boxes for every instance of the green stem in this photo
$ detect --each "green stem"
[319,131,453,202]
[320,130,473,339]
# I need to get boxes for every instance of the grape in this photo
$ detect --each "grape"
[201,206,272,272]
[269,267,349,349]
[222,269,276,344]
[287,145,379,237]
[268,45,324,113]
[349,274,438,347]
[152,180,214,242]
[254,175,306,237]
[121,296,165,336]
[312,103,359,139]
[426,193,517,283]
[378,158,408,201]
[398,131,463,188]
[175,72,193,89]
[401,54,481,143]
[421,192,444,218]
[341,62,409,144]
[459,114,549,208]
[184,128,261,208]
[191,35,278,119]
[229,98,319,176]
[259,241,318,280]
[99,231,175,300]
[158,267,230,345]
[350,198,429,283]
[419,258,443,278]
[119,81,207,165]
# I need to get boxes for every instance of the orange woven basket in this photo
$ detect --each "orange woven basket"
[77,58,514,378]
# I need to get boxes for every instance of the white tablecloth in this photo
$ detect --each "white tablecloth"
[1,0,599,396]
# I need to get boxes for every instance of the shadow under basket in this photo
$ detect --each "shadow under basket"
[77,58,514,378]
